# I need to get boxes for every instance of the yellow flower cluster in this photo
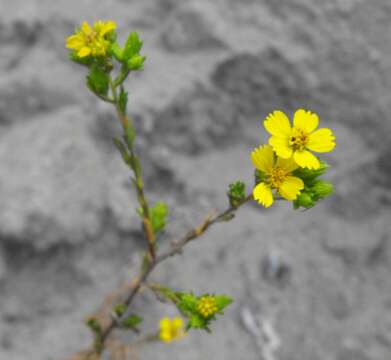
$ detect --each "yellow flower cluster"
[251,109,335,208]
[159,317,186,343]
[197,296,218,318]
[66,20,116,58]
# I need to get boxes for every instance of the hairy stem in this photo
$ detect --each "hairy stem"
[110,78,156,260]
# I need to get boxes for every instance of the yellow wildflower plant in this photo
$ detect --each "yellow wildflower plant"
[264,109,336,169]
[66,20,117,58]
[251,145,304,208]
[197,296,219,318]
[159,317,186,343]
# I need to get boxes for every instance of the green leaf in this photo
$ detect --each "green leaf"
[137,201,169,235]
[227,181,246,208]
[188,314,207,330]
[111,42,124,62]
[255,169,267,184]
[122,314,143,329]
[293,161,329,184]
[86,64,109,96]
[118,87,128,115]
[150,202,169,234]
[113,304,127,317]
[214,295,233,311]
[86,317,102,335]
[128,55,146,70]
[177,293,198,315]
[113,137,132,166]
[69,51,92,66]
[123,32,143,61]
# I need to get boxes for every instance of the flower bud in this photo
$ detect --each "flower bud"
[312,180,334,198]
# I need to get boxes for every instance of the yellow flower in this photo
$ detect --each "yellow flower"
[264,109,336,169]
[159,317,186,343]
[251,145,304,208]
[66,20,117,58]
[197,296,218,318]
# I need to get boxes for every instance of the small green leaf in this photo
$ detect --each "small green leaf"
[227,181,246,208]
[214,295,233,311]
[188,314,206,330]
[150,202,169,234]
[86,64,109,96]
[113,304,127,317]
[293,161,329,184]
[111,42,124,62]
[123,32,143,61]
[86,317,102,335]
[118,87,128,115]
[255,169,267,184]
[113,137,132,166]
[128,55,146,70]
[122,314,143,329]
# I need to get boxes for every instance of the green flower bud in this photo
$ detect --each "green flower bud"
[294,192,314,209]
[312,180,334,198]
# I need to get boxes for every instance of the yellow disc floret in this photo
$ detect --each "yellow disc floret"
[66,20,117,58]
[197,296,219,318]
[159,317,186,343]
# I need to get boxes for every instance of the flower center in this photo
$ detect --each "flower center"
[289,129,308,151]
[85,30,98,44]
[269,167,287,188]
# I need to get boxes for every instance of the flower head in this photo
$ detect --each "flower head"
[159,317,186,343]
[264,109,335,169]
[66,20,117,58]
[251,145,304,207]
[197,296,219,318]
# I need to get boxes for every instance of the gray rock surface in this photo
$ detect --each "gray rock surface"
[1,0,391,359]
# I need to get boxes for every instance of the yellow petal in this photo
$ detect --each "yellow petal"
[251,145,274,173]
[81,21,92,34]
[278,176,304,200]
[253,182,274,208]
[160,330,173,343]
[159,317,171,330]
[269,136,292,159]
[99,20,116,36]
[172,317,183,330]
[66,34,84,49]
[293,150,320,169]
[293,109,319,133]
[307,128,336,153]
[78,46,91,57]
[263,110,292,137]
[277,156,299,173]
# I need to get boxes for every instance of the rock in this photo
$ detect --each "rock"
[211,48,312,118]
[160,2,226,53]
[150,84,239,154]
[0,106,137,250]
[336,345,370,360]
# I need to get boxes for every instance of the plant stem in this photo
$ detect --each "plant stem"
[110,78,156,260]
[73,194,252,357]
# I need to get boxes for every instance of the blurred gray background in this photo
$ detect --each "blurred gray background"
[1,0,391,359]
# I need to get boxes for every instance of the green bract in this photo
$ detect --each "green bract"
[227,181,247,208]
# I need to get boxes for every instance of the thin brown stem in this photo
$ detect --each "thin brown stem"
[67,194,252,359]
